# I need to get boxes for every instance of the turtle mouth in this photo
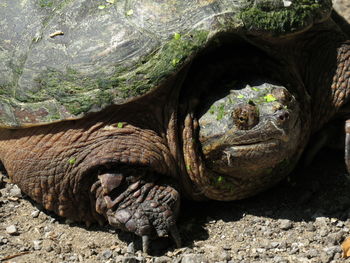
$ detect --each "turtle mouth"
[200,119,292,149]
[204,138,284,173]
[201,122,298,174]
[226,138,281,148]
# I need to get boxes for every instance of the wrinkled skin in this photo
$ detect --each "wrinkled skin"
[1,0,350,253]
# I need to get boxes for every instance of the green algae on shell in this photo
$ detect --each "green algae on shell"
[239,0,332,35]
[0,0,333,127]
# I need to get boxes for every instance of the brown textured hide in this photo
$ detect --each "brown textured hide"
[0,102,180,223]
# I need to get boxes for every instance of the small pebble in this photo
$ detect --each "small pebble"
[102,249,113,259]
[9,185,22,198]
[122,256,145,263]
[33,240,42,250]
[336,221,345,227]
[319,228,329,237]
[31,210,40,218]
[46,246,54,252]
[19,246,28,252]
[69,255,77,261]
[323,246,341,256]
[154,256,172,263]
[315,217,328,226]
[6,225,18,235]
[306,223,316,232]
[320,252,333,263]
[43,226,52,232]
[181,254,208,263]
[0,237,8,244]
[279,219,293,230]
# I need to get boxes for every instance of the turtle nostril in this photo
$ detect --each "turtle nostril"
[278,112,289,122]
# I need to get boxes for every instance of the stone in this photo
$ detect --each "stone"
[102,249,113,259]
[279,219,293,230]
[122,256,145,263]
[9,185,22,198]
[6,225,18,235]
[46,246,54,252]
[181,254,208,263]
[31,210,40,218]
[33,240,42,250]
[153,256,172,263]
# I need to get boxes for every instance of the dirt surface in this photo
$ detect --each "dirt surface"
[2,147,350,263]
[334,0,350,22]
[1,3,350,263]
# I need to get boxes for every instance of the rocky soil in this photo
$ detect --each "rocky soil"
[1,3,350,263]
[334,0,350,22]
[2,147,350,263]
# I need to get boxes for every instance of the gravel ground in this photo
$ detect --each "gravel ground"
[1,3,350,263]
[334,0,350,22]
[2,148,350,263]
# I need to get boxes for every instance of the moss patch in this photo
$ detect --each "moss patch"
[264,93,277,102]
[24,30,209,117]
[112,30,209,99]
[239,0,332,35]
[37,0,72,10]
[32,68,113,115]
[68,157,76,165]
[209,103,226,121]
[38,0,54,8]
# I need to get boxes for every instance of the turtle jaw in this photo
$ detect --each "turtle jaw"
[202,134,293,177]
[195,82,302,200]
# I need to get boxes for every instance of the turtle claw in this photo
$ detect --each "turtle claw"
[127,241,135,254]
[92,171,181,254]
[141,228,180,254]
[142,235,150,253]
[170,225,182,248]
[345,120,350,174]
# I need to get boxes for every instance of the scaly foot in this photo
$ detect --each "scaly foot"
[90,169,181,253]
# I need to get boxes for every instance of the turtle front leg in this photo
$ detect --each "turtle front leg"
[90,169,181,253]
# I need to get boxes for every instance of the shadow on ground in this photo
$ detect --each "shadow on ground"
[178,147,350,247]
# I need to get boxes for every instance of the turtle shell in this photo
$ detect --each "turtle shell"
[0,0,331,127]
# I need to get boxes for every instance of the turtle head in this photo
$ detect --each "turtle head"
[240,0,332,36]
[197,81,302,199]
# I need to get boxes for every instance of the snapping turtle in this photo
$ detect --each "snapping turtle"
[0,0,349,252]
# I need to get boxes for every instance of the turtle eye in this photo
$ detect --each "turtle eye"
[272,87,293,104]
[232,103,259,130]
